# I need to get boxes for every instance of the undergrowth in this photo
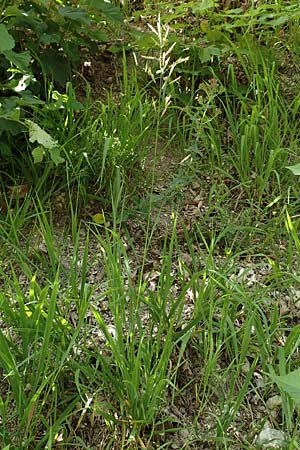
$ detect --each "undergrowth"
[1,1,300,449]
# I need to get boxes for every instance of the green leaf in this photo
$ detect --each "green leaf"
[32,146,45,164]
[86,30,108,42]
[286,163,300,176]
[270,369,300,406]
[129,29,157,51]
[0,118,23,135]
[58,6,91,25]
[0,102,21,121]
[0,24,15,52]
[82,0,123,22]
[0,143,12,158]
[50,147,65,165]
[267,15,290,27]
[39,32,61,45]
[26,120,57,149]
[198,45,222,63]
[4,5,23,17]
[92,212,104,224]
[3,50,31,72]
[40,49,71,85]
[192,0,215,13]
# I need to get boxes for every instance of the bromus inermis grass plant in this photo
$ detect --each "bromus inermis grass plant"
[0,267,90,449]
[165,220,300,448]
[78,218,185,444]
[62,54,156,200]
[184,36,300,210]
[0,198,92,449]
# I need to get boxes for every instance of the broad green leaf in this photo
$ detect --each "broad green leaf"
[58,6,91,25]
[192,0,215,13]
[0,143,12,157]
[270,369,300,406]
[0,118,23,134]
[40,49,71,85]
[0,24,15,52]
[82,0,123,22]
[62,40,81,64]
[0,105,20,121]
[287,163,300,176]
[198,45,222,63]
[26,120,57,149]
[4,6,23,17]
[3,50,31,72]
[50,147,65,165]
[129,29,157,51]
[32,146,45,164]
[267,15,290,27]
[18,92,44,106]
[12,14,47,34]
[39,32,61,45]
[86,30,108,42]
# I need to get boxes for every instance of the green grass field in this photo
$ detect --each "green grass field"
[1,1,300,448]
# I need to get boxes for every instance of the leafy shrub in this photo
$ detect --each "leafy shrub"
[0,0,123,168]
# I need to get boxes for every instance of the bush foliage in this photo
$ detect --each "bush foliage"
[0,0,123,166]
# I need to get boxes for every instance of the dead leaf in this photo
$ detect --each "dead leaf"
[7,184,30,198]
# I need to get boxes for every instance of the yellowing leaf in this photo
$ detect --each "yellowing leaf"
[92,213,104,224]
[200,20,210,33]
[25,305,32,317]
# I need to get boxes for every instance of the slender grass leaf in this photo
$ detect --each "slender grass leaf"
[0,327,25,413]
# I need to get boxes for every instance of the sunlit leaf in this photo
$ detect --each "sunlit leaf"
[26,120,57,149]
[192,0,215,13]
[32,146,45,163]
[287,163,300,176]
[268,15,290,27]
[50,147,65,165]
[93,213,105,224]
[270,370,300,406]
[5,6,23,17]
